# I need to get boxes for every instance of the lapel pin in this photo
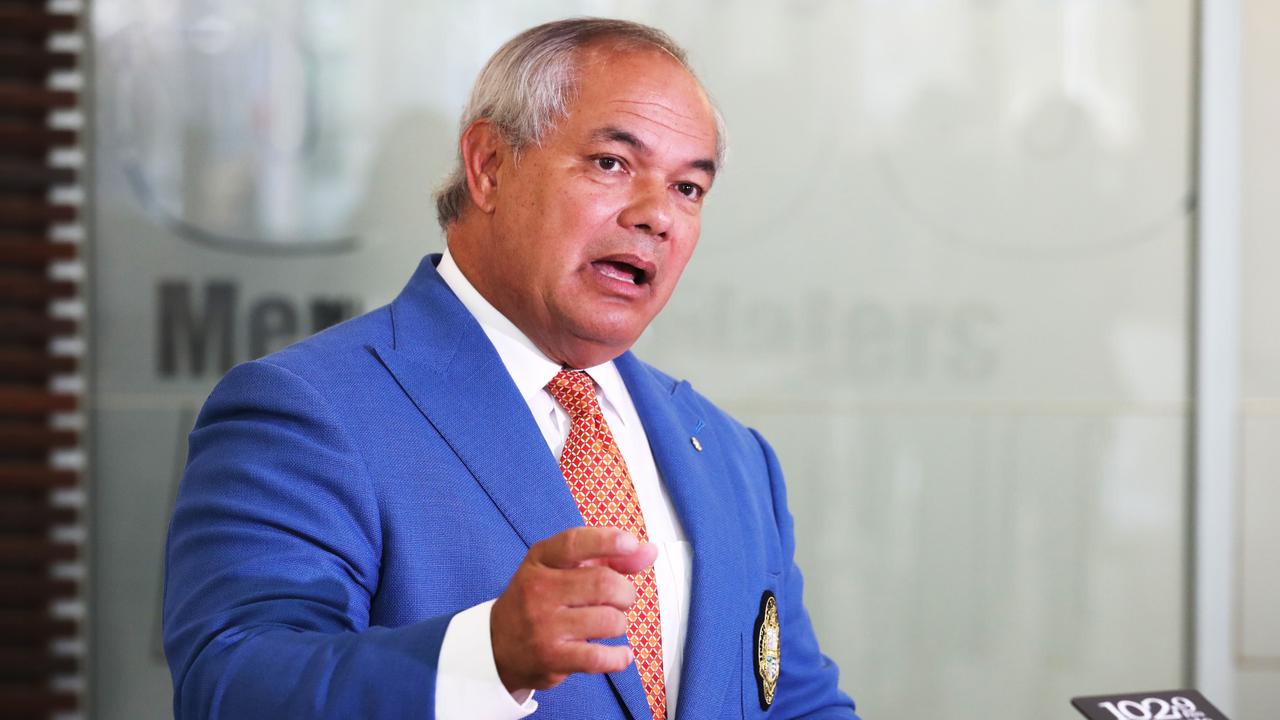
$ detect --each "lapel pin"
[690,435,702,452]
[754,590,780,709]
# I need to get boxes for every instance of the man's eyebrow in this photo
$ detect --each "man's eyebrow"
[590,126,717,178]
[592,126,646,152]
[690,158,717,177]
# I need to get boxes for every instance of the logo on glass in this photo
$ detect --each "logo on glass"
[101,1,370,254]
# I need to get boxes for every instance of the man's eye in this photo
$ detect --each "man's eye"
[595,157,621,172]
[675,182,703,200]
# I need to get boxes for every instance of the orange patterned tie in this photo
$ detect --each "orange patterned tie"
[547,369,667,720]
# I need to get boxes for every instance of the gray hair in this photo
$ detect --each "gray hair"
[434,17,726,229]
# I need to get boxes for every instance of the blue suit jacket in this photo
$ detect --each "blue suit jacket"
[163,255,858,719]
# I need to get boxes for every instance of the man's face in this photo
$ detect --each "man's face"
[462,45,719,369]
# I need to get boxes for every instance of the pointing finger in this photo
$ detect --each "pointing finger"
[601,540,658,576]
[537,527,640,569]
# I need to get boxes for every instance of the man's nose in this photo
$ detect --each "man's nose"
[618,184,673,238]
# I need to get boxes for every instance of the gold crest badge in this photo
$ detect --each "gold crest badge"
[754,590,780,709]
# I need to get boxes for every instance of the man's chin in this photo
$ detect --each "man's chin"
[554,324,646,369]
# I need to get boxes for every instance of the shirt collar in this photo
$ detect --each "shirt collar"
[435,249,630,426]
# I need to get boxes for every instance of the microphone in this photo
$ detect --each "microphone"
[1071,689,1229,720]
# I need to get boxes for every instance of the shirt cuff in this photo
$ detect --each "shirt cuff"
[436,599,538,719]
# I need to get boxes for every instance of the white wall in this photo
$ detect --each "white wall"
[1237,0,1280,714]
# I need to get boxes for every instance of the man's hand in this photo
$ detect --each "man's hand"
[491,526,657,693]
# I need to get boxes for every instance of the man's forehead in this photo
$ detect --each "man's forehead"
[558,41,721,163]
[573,44,709,112]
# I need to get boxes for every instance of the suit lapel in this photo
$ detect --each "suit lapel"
[617,353,746,720]
[371,256,584,549]
[373,258,735,720]
[371,258,653,720]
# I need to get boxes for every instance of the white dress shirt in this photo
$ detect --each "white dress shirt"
[433,250,694,719]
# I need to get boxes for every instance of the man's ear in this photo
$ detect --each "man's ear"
[459,119,507,215]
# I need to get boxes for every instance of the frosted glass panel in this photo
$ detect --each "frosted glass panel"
[639,1,1195,716]
[90,1,1194,717]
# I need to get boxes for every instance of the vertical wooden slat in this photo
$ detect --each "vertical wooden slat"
[0,5,84,717]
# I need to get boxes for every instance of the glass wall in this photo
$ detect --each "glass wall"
[1239,0,1280,714]
[641,2,1195,716]
[90,1,1196,717]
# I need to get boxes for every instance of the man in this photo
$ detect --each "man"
[164,18,857,720]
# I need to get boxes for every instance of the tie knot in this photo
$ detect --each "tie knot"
[546,369,601,421]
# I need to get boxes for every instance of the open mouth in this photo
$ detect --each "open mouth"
[592,256,654,286]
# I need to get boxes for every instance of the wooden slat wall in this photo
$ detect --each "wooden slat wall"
[0,0,85,717]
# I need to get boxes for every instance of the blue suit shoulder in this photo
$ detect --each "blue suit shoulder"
[166,301,457,719]
[249,303,393,383]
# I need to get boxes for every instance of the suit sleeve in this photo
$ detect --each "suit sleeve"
[750,429,861,720]
[163,359,450,719]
